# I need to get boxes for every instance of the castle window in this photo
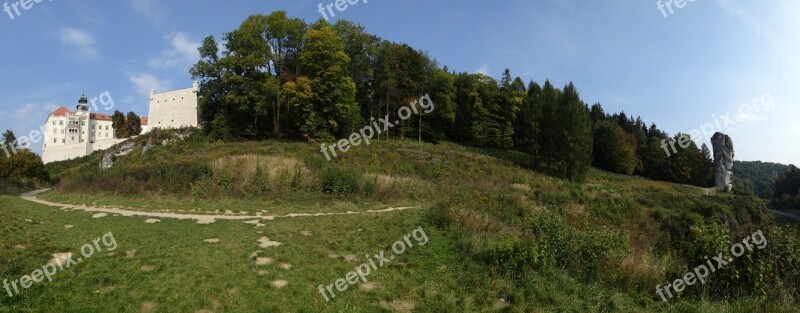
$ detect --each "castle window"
[53,139,56,143]
[62,139,65,143]
[59,121,63,126]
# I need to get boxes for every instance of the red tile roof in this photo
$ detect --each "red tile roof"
[49,105,147,124]
[90,113,112,121]
[50,106,72,116]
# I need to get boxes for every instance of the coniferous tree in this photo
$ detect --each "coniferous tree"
[593,120,638,175]
[2,130,17,150]
[126,112,142,137]
[111,111,128,138]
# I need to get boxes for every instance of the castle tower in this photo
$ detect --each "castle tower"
[146,82,199,131]
[65,95,90,145]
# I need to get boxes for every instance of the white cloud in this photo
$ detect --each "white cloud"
[130,0,162,23]
[147,32,201,69]
[59,28,98,57]
[8,102,60,121]
[128,72,173,96]
[0,102,61,151]
[476,65,489,75]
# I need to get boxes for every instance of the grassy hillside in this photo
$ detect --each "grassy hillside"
[13,131,798,311]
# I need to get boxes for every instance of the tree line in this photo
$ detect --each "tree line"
[190,12,714,184]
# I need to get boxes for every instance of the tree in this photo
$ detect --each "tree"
[514,81,540,159]
[590,103,606,124]
[592,120,638,175]
[557,83,593,181]
[112,111,128,138]
[774,166,800,210]
[265,12,307,137]
[2,130,17,150]
[421,66,456,142]
[191,35,225,137]
[298,22,358,140]
[126,112,142,136]
[333,20,380,121]
[0,149,48,183]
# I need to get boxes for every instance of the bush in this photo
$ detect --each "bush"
[321,166,358,195]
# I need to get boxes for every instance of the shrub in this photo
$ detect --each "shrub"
[321,166,358,195]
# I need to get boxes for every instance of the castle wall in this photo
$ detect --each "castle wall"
[90,138,127,152]
[42,142,91,164]
[146,83,199,131]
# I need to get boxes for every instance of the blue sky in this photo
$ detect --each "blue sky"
[0,0,797,164]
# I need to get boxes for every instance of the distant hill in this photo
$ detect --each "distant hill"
[734,160,793,197]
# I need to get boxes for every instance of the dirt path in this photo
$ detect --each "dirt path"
[20,190,423,224]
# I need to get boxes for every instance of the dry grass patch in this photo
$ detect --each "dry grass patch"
[210,154,317,192]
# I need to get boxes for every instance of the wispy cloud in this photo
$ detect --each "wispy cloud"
[148,32,201,69]
[130,0,162,24]
[8,102,60,121]
[713,0,798,70]
[59,28,98,58]
[476,65,489,75]
[128,72,173,96]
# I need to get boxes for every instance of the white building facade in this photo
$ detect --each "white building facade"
[42,82,198,164]
[147,81,199,130]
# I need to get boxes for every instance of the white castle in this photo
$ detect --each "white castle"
[41,82,199,164]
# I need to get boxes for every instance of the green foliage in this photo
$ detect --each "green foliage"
[298,23,359,140]
[126,111,142,136]
[0,143,49,192]
[111,110,128,138]
[592,120,639,175]
[773,165,800,210]
[250,165,270,194]
[734,160,790,198]
[2,129,17,148]
[321,166,358,195]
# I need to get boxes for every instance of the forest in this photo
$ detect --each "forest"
[190,11,716,185]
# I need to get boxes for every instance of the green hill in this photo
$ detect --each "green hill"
[734,160,793,198]
[12,131,796,311]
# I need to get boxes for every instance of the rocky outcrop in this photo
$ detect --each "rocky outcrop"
[711,132,735,192]
[99,129,196,169]
[100,140,136,169]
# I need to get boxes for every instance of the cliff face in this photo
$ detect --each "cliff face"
[711,132,735,192]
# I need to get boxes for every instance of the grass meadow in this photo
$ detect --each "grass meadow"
[2,132,797,312]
